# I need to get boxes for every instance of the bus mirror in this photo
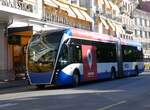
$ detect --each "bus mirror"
[65,39,71,47]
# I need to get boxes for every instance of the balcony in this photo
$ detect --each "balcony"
[43,12,69,26]
[43,11,91,31]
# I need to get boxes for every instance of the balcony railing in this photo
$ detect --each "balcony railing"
[44,12,69,25]
[0,0,33,13]
[43,11,91,31]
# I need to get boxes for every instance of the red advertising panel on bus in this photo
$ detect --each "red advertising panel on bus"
[82,45,97,81]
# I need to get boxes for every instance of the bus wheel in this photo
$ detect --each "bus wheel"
[135,66,139,76]
[36,85,45,89]
[72,73,80,87]
[111,68,116,80]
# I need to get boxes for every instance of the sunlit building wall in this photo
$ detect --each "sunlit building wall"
[133,7,150,59]
[43,0,93,31]
[0,0,42,80]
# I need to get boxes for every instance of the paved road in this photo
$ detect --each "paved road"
[0,72,150,110]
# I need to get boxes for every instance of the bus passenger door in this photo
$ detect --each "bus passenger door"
[81,45,97,81]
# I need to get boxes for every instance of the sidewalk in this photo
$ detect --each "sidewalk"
[0,79,29,90]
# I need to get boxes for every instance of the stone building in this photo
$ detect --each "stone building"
[133,1,150,59]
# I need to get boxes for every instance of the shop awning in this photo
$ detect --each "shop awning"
[8,26,33,35]
[79,10,94,22]
[99,0,104,4]
[99,18,109,29]
[107,20,115,31]
[103,0,111,9]
[71,6,85,20]
[44,0,58,8]
[119,25,125,34]
[114,24,125,34]
[52,0,76,18]
[108,1,120,13]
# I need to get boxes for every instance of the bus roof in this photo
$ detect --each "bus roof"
[64,28,142,47]
[65,28,118,43]
[120,38,142,47]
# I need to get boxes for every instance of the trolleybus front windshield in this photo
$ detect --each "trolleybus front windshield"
[28,31,63,73]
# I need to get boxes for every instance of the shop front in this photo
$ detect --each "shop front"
[8,26,33,79]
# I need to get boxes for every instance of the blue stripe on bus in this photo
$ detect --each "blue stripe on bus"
[97,72,111,79]
[123,70,135,76]
[32,68,144,85]
[64,28,72,36]
[29,72,52,84]
[55,71,112,85]
[123,68,144,76]
[55,71,73,85]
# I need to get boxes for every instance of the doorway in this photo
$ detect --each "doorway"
[8,26,33,79]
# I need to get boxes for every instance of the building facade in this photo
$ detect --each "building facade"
[78,0,137,39]
[133,7,150,59]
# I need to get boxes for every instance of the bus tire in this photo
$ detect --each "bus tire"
[72,70,80,87]
[36,85,45,89]
[135,66,139,76]
[111,68,116,80]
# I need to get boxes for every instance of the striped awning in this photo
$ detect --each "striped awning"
[79,9,94,22]
[107,20,115,31]
[119,25,125,34]
[115,24,125,34]
[99,17,109,29]
[44,0,58,8]
[103,0,111,9]
[52,0,76,18]
[71,6,85,20]
[108,1,120,13]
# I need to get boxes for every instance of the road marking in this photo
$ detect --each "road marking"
[0,103,18,108]
[97,101,126,110]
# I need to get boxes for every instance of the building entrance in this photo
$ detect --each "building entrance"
[8,26,33,79]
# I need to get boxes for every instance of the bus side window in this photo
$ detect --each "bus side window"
[96,43,116,63]
[96,48,101,62]
[122,45,140,62]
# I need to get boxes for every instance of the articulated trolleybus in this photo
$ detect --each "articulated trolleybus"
[26,28,144,88]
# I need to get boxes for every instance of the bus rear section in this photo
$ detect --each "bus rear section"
[27,30,64,86]
[121,40,144,76]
